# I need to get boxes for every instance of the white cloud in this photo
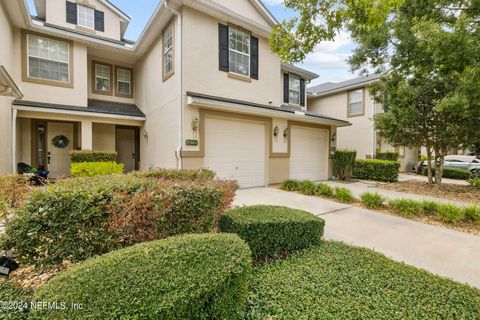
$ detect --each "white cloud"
[313,31,353,53]
[262,0,285,6]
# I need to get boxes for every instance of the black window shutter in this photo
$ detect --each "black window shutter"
[300,78,306,107]
[66,1,77,25]
[283,73,289,103]
[250,36,259,80]
[219,24,229,72]
[94,10,105,32]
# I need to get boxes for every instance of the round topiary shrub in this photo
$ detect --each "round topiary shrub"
[219,205,325,259]
[31,233,252,320]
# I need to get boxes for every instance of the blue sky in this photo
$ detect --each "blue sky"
[26,0,357,85]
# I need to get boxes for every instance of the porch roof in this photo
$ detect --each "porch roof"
[12,99,146,120]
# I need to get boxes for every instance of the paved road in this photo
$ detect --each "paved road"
[234,187,480,288]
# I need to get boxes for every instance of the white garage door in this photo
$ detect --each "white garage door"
[205,117,266,188]
[290,126,328,181]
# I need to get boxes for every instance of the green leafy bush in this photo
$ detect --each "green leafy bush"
[0,175,31,221]
[2,175,236,266]
[70,161,124,177]
[353,159,400,182]
[423,167,471,180]
[315,183,334,197]
[334,150,357,181]
[0,280,31,320]
[360,192,385,209]
[375,151,400,161]
[436,203,466,224]
[298,180,318,195]
[32,233,252,320]
[219,205,325,258]
[469,179,480,188]
[334,187,355,203]
[464,205,480,224]
[70,150,117,163]
[420,200,440,215]
[135,168,215,181]
[246,241,480,319]
[280,179,301,191]
[389,199,423,216]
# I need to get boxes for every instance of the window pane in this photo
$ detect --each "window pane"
[228,27,250,76]
[28,34,69,82]
[288,75,301,105]
[348,90,362,103]
[78,5,94,28]
[289,90,300,105]
[118,82,130,95]
[349,102,363,115]
[117,68,131,82]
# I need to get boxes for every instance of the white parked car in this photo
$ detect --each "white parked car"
[414,155,480,178]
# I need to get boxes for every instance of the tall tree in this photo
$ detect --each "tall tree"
[272,0,480,183]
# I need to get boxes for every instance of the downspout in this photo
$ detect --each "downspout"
[165,0,183,170]
[11,106,17,174]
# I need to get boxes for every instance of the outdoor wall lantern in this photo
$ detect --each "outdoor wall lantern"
[192,117,199,137]
[283,128,289,140]
[143,129,149,140]
[273,125,280,138]
[331,132,337,142]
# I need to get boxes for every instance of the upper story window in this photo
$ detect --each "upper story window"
[288,75,301,105]
[93,61,112,94]
[229,28,250,77]
[27,34,70,84]
[348,89,364,116]
[78,4,95,29]
[219,24,258,80]
[163,23,174,79]
[116,67,133,97]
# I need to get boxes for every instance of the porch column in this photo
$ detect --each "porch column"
[11,107,16,173]
[81,120,93,150]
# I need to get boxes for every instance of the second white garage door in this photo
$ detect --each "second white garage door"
[290,126,328,181]
[204,117,266,188]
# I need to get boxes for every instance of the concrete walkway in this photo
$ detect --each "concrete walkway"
[399,172,469,185]
[234,187,480,288]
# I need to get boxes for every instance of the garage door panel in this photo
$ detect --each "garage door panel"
[290,126,328,181]
[205,117,266,188]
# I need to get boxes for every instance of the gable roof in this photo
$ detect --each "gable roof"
[308,73,383,98]
[249,0,278,26]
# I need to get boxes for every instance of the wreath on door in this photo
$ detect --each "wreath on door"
[52,135,70,148]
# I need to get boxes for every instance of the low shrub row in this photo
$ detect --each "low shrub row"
[422,167,471,180]
[220,205,324,259]
[470,179,480,188]
[70,161,124,177]
[280,180,355,203]
[32,233,252,320]
[375,151,399,161]
[353,159,400,182]
[134,168,216,181]
[1,173,237,266]
[70,150,117,163]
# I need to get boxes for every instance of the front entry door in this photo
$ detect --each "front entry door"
[116,128,136,172]
[47,122,74,177]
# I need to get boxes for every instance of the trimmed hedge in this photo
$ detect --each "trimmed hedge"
[423,167,471,180]
[375,151,399,161]
[2,174,236,266]
[334,149,357,181]
[0,280,31,320]
[246,241,480,319]
[70,150,117,163]
[32,233,252,320]
[219,205,324,258]
[470,179,480,188]
[135,168,216,181]
[353,159,400,182]
[70,161,124,177]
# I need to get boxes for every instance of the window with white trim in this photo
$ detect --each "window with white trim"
[348,89,364,116]
[163,23,174,77]
[27,34,70,83]
[117,68,131,96]
[78,4,94,29]
[229,28,250,76]
[94,63,111,93]
[289,74,301,105]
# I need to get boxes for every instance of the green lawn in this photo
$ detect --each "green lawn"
[246,241,480,320]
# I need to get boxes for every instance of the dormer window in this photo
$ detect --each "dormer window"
[229,28,250,77]
[283,73,305,107]
[77,4,95,29]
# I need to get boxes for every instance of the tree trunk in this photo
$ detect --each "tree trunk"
[426,146,434,184]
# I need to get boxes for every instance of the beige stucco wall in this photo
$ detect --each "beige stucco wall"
[269,157,289,184]
[92,123,115,151]
[212,0,272,28]
[46,0,122,41]
[87,56,135,104]
[16,118,32,165]
[309,88,376,158]
[135,16,181,170]
[0,3,16,175]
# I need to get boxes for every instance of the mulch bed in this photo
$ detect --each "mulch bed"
[379,180,480,204]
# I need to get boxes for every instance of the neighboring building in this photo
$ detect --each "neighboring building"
[308,74,419,172]
[0,0,350,188]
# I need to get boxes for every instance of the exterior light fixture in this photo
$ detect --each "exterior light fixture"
[283,128,289,140]
[192,117,199,137]
[143,129,149,140]
[273,125,279,137]
[331,133,337,142]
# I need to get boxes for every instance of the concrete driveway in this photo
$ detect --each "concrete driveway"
[234,187,480,288]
